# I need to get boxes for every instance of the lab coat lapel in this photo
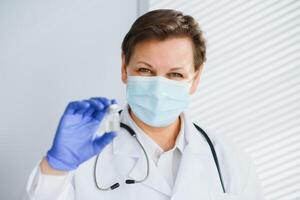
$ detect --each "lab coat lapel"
[171,146,210,199]
[171,114,219,200]
[112,125,172,196]
[128,152,172,196]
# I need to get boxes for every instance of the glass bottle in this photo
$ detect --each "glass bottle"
[105,103,120,132]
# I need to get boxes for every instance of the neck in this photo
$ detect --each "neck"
[128,107,181,151]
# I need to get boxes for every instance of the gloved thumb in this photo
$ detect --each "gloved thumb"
[92,132,117,154]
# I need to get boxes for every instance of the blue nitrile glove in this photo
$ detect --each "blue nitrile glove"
[46,97,118,171]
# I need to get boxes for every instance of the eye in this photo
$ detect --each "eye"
[169,72,184,78]
[137,67,152,75]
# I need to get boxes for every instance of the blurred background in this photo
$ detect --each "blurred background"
[0,0,299,199]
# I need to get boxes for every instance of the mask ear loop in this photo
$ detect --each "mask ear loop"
[186,70,202,93]
[183,75,196,94]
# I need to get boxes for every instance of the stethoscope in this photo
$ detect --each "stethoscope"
[93,119,226,193]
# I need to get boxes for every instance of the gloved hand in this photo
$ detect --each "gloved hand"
[46,97,118,171]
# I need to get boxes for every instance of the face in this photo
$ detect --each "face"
[121,37,204,94]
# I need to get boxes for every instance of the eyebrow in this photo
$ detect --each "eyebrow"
[136,61,186,71]
[137,61,153,68]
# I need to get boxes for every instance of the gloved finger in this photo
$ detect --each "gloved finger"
[64,101,80,115]
[89,97,117,121]
[82,99,103,118]
[111,99,118,105]
[91,108,107,122]
[89,99,106,111]
[74,100,90,115]
[92,132,117,154]
[82,105,95,118]
[91,97,118,114]
[90,97,111,108]
[88,99,108,121]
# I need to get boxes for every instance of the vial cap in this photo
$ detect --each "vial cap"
[109,103,119,111]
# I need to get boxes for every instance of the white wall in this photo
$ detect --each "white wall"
[0,1,138,199]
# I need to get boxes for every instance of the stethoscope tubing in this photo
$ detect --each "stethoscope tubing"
[94,121,226,193]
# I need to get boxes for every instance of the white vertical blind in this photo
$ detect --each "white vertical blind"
[147,1,300,199]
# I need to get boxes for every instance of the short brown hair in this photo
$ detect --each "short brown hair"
[121,9,206,71]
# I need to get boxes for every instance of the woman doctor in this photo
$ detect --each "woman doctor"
[24,9,264,200]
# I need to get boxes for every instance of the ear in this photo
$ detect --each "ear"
[121,52,128,84]
[189,64,204,95]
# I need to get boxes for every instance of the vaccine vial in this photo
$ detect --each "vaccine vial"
[105,103,120,132]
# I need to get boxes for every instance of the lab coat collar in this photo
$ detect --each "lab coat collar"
[128,108,186,163]
[112,105,172,195]
[112,105,211,197]
[112,105,197,158]
[128,151,173,196]
[182,110,209,154]
[171,111,218,199]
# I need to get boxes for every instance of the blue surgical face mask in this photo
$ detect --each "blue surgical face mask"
[126,75,192,127]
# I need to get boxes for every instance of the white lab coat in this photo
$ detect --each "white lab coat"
[23,109,264,200]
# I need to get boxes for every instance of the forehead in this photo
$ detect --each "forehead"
[130,37,194,71]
